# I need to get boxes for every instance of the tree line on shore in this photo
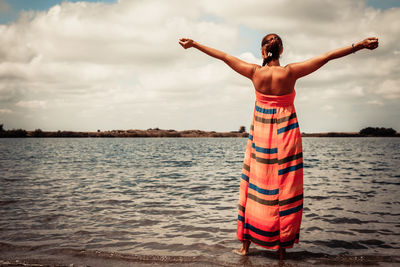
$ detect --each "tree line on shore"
[301,127,398,137]
[0,124,398,138]
[0,124,249,138]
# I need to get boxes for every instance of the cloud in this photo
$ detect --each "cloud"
[367,100,383,105]
[15,100,47,109]
[0,108,12,113]
[238,52,260,64]
[0,0,399,132]
[348,86,364,96]
[321,105,333,111]
[376,79,400,99]
[319,85,364,99]
[0,1,237,65]
[320,104,338,118]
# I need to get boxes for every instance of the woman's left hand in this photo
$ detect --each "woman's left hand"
[179,38,194,49]
[359,37,379,50]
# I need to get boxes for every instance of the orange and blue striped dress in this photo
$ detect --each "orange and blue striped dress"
[237,89,303,249]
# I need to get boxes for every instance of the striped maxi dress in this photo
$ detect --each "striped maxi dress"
[237,89,303,250]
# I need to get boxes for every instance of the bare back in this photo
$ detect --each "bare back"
[252,65,295,96]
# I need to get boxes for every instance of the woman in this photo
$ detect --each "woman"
[179,34,378,259]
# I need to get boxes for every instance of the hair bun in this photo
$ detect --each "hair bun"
[261,33,283,66]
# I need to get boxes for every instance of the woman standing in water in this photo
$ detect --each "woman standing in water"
[179,35,378,259]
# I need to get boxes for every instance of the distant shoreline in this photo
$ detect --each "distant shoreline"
[0,128,399,138]
[301,132,399,137]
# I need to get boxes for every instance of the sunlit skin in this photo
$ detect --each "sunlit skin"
[179,37,378,96]
[178,35,378,259]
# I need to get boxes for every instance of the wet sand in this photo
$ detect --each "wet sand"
[1,242,400,267]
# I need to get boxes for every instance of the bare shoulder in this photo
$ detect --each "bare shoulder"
[251,64,263,76]
[283,63,296,76]
[283,63,294,71]
[254,65,284,72]
[269,65,292,75]
[253,64,263,71]
[253,65,289,77]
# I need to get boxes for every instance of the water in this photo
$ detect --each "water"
[0,137,399,266]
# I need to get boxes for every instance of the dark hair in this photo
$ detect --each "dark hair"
[261,33,283,66]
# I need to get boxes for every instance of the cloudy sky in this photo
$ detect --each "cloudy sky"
[0,0,399,132]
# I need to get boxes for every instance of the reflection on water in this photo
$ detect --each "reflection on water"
[0,137,399,266]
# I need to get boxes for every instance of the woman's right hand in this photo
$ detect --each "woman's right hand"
[359,37,379,50]
[179,38,195,49]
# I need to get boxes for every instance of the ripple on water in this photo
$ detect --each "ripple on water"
[0,137,399,260]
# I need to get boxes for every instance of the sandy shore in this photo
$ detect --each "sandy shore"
[1,128,399,138]
[1,246,399,267]
[1,128,249,138]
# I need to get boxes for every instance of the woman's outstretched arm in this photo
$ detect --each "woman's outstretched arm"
[288,37,379,80]
[179,38,258,79]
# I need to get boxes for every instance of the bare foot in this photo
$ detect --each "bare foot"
[232,248,248,256]
[232,240,250,255]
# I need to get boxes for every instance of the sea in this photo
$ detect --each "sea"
[0,137,399,266]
